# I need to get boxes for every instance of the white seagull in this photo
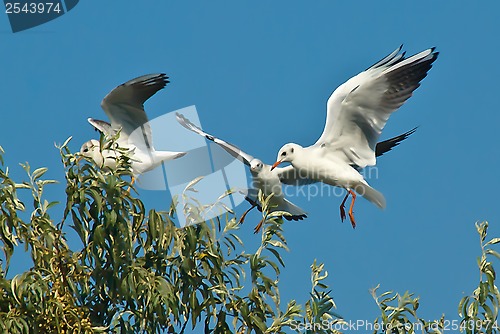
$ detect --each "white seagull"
[271,46,438,228]
[176,113,307,233]
[80,74,186,179]
[177,113,416,232]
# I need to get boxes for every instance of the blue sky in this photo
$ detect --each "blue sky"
[1,1,499,331]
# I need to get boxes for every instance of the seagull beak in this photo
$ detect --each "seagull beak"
[270,160,282,171]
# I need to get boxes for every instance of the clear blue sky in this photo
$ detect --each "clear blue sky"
[1,1,499,331]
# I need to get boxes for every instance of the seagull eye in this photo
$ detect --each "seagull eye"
[281,152,286,157]
[83,147,89,153]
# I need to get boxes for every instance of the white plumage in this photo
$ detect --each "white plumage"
[272,46,438,227]
[176,113,307,233]
[80,74,186,176]
[177,113,416,232]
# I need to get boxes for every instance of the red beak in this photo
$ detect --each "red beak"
[270,160,282,171]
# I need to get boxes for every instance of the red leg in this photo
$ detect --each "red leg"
[239,204,257,224]
[253,217,265,234]
[347,189,357,229]
[339,193,349,222]
[126,176,136,193]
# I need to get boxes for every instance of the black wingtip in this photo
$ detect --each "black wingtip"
[399,126,418,139]
[284,213,308,221]
[375,127,418,157]
[406,126,419,136]
[160,73,170,85]
[425,47,439,63]
[158,73,169,88]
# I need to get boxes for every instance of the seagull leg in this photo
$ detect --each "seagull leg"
[339,193,349,222]
[347,189,357,229]
[239,204,257,224]
[253,217,265,234]
[126,176,136,193]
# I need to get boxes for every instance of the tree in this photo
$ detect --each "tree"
[0,138,499,333]
[0,139,341,333]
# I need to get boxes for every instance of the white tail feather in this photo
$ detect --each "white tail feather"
[353,182,386,209]
[282,198,307,217]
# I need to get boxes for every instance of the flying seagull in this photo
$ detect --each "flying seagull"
[176,113,306,233]
[177,113,416,232]
[271,46,438,228]
[80,74,186,179]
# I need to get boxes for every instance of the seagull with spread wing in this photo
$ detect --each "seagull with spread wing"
[272,46,438,228]
[176,113,305,233]
[80,74,186,179]
[177,113,416,232]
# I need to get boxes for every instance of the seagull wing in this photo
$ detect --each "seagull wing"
[100,73,168,150]
[375,127,417,158]
[276,165,317,186]
[87,118,113,135]
[176,113,254,166]
[315,46,438,168]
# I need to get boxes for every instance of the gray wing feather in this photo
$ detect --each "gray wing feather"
[100,73,168,150]
[277,165,317,186]
[176,113,254,166]
[87,118,113,135]
[316,47,437,168]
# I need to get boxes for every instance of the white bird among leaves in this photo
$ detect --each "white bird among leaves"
[80,74,186,181]
[176,113,308,233]
[271,46,438,228]
[177,113,416,232]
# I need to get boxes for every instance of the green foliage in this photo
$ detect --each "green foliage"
[458,221,500,334]
[370,221,500,334]
[370,286,444,334]
[1,140,90,333]
[0,138,342,333]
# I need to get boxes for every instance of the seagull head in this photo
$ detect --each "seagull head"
[80,139,100,157]
[250,159,264,173]
[271,143,300,170]
[79,139,108,167]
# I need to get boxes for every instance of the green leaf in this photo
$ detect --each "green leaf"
[485,237,500,246]
[267,247,285,267]
[31,167,48,181]
[467,300,478,317]
[485,249,500,260]
[184,176,204,192]
[458,296,468,317]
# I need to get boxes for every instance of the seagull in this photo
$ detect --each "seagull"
[271,46,438,228]
[177,113,417,232]
[175,113,305,233]
[80,74,186,179]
